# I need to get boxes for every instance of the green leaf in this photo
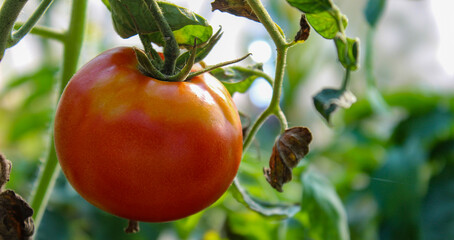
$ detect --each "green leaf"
[286,0,334,14]
[370,140,425,240]
[422,164,454,240]
[229,178,301,220]
[8,109,53,141]
[306,10,347,39]
[313,88,356,122]
[100,0,111,11]
[335,36,359,71]
[364,0,386,27]
[174,212,204,239]
[211,64,265,95]
[175,28,223,69]
[227,211,279,240]
[300,170,350,240]
[107,0,212,46]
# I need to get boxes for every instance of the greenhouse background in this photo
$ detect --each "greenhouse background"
[0,0,453,239]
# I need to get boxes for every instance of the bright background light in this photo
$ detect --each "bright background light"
[248,40,272,63]
[430,0,454,76]
[249,78,273,108]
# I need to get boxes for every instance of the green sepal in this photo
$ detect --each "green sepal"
[175,28,223,70]
[133,47,166,79]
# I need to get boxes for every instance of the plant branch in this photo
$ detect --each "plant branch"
[242,108,272,151]
[341,68,350,91]
[187,53,252,80]
[13,23,65,42]
[145,0,179,75]
[274,107,288,133]
[7,0,54,48]
[245,0,287,49]
[242,0,290,152]
[365,27,389,113]
[0,0,28,61]
[29,0,88,230]
[232,66,274,86]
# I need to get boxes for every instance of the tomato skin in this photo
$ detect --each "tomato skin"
[54,47,243,222]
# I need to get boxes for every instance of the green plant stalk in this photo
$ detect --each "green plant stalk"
[14,23,65,42]
[365,27,389,113]
[29,0,88,231]
[232,66,274,86]
[243,0,289,152]
[145,0,179,75]
[341,68,350,91]
[0,0,28,61]
[365,28,376,89]
[7,0,54,48]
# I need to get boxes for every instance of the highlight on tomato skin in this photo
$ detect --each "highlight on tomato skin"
[53,47,243,222]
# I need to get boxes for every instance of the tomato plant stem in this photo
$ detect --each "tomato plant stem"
[13,23,65,42]
[29,0,88,231]
[7,0,54,48]
[341,68,350,91]
[0,0,28,61]
[231,66,274,86]
[245,0,286,49]
[145,0,179,75]
[242,0,289,152]
[365,27,389,113]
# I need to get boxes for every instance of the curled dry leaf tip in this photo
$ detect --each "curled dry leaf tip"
[264,127,312,192]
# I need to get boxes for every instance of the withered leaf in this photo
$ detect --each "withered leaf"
[294,14,311,43]
[0,191,34,240]
[264,127,312,192]
[1,153,34,240]
[211,0,259,22]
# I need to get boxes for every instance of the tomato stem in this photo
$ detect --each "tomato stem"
[144,0,179,75]
[365,27,389,113]
[29,0,88,230]
[13,22,65,42]
[7,0,54,48]
[242,0,289,152]
[187,53,252,80]
[166,39,198,82]
[134,47,167,79]
[138,34,163,68]
[0,0,28,61]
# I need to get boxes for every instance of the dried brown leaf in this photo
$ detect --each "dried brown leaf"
[0,191,34,240]
[264,127,312,192]
[1,153,34,240]
[211,0,259,22]
[294,14,310,43]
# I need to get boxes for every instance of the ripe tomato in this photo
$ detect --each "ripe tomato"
[54,47,243,222]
